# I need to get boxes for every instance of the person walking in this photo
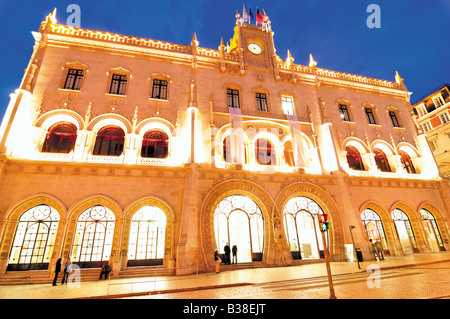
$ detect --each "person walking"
[214,250,221,274]
[52,258,62,286]
[232,244,238,264]
[224,243,231,265]
[375,239,385,260]
[61,258,71,284]
[99,261,111,279]
[369,238,382,261]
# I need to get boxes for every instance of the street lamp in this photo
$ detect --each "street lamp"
[349,225,361,269]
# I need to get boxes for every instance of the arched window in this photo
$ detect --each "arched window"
[141,131,169,158]
[255,139,276,165]
[420,209,445,252]
[345,146,365,171]
[222,136,248,164]
[399,151,417,174]
[283,197,327,260]
[127,206,167,266]
[93,126,125,156]
[8,205,60,271]
[214,195,264,263]
[373,148,391,172]
[42,123,77,154]
[361,209,388,253]
[71,205,115,268]
[391,209,418,255]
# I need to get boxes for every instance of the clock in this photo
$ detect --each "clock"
[248,43,262,55]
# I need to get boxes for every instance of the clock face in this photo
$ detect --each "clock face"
[248,43,262,54]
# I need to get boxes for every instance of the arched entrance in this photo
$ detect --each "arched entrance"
[420,209,445,252]
[70,205,116,268]
[282,197,326,260]
[7,205,60,271]
[127,206,167,266]
[391,209,418,255]
[214,195,264,263]
[361,208,389,254]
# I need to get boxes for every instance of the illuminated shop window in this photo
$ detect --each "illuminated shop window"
[373,148,391,172]
[8,205,60,271]
[420,209,445,252]
[127,206,166,266]
[283,197,327,260]
[93,127,125,156]
[214,195,264,263]
[255,139,276,165]
[71,205,115,268]
[141,131,169,158]
[222,135,248,163]
[361,209,388,253]
[391,209,418,255]
[399,151,417,174]
[42,123,78,154]
[345,146,365,171]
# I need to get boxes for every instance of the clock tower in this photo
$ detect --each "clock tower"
[228,11,277,70]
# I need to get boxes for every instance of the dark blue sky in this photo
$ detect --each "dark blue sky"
[0,0,449,118]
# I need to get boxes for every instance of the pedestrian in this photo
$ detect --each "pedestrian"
[99,261,111,279]
[375,239,385,260]
[232,244,238,264]
[224,243,231,265]
[61,257,71,284]
[214,250,221,274]
[52,258,61,286]
[369,238,382,261]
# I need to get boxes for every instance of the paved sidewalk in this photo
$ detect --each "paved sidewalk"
[1,252,449,299]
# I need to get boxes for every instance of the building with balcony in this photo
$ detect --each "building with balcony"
[0,9,449,278]
[412,84,450,178]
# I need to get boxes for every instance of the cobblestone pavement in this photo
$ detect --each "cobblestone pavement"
[129,262,450,299]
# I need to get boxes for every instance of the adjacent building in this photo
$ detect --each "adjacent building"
[412,84,450,178]
[0,9,449,279]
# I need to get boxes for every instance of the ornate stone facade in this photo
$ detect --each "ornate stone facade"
[0,10,449,277]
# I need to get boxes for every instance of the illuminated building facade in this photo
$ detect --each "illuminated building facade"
[0,10,449,279]
[412,84,450,179]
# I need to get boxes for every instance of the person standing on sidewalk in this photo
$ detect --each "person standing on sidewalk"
[369,238,382,261]
[375,239,385,260]
[61,258,71,284]
[214,250,221,274]
[232,244,238,264]
[52,258,62,286]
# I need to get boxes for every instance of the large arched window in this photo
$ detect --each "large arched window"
[8,205,60,271]
[399,151,417,174]
[127,206,167,266]
[93,126,125,156]
[214,195,264,263]
[420,209,445,252]
[345,146,365,171]
[42,123,77,154]
[141,131,169,158]
[361,209,388,253]
[391,209,418,255]
[255,139,276,165]
[222,135,248,164]
[71,205,115,268]
[283,197,327,260]
[373,148,391,172]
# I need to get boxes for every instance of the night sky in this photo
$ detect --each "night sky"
[0,0,449,119]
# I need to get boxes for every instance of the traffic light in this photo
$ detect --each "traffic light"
[318,213,329,232]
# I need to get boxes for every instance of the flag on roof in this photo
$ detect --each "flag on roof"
[263,9,269,23]
[256,7,264,25]
[242,4,248,23]
[248,6,253,23]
